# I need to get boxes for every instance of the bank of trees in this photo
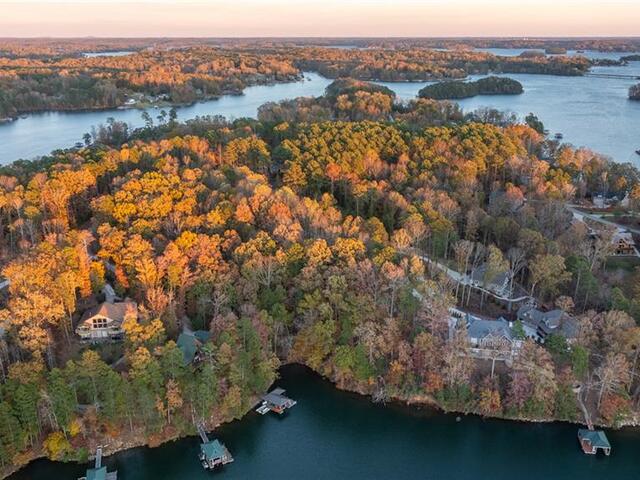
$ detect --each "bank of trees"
[0,47,300,117]
[1,85,640,473]
[418,76,523,100]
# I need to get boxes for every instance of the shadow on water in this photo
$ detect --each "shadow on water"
[9,363,640,480]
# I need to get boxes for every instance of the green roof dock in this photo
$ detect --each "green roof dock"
[78,447,117,480]
[196,422,233,470]
[578,428,611,455]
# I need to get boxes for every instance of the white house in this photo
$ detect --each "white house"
[76,299,137,342]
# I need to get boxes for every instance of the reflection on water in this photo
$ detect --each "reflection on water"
[8,365,640,480]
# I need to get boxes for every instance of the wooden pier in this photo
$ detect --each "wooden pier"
[78,447,117,480]
[256,388,297,415]
[196,422,234,470]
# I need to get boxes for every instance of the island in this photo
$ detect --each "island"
[630,83,640,100]
[418,76,524,99]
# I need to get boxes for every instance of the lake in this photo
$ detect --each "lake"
[83,51,135,58]
[1,67,639,166]
[8,364,640,480]
[376,64,640,165]
[0,73,332,164]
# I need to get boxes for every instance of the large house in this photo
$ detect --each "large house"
[516,305,577,343]
[449,308,522,357]
[76,299,137,342]
[611,230,639,256]
[469,263,512,297]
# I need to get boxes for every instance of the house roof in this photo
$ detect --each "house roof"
[201,440,225,460]
[518,306,577,339]
[466,315,513,341]
[177,330,211,365]
[578,429,611,449]
[471,264,509,284]
[80,300,137,325]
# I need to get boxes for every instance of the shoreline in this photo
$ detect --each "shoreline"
[4,361,638,480]
[0,75,304,121]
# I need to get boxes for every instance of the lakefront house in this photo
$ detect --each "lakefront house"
[75,298,137,342]
[516,305,578,343]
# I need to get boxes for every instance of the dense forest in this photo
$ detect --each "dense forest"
[1,79,640,476]
[630,84,640,101]
[418,76,523,100]
[0,48,300,118]
[291,47,589,81]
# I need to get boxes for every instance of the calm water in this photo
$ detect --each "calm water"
[377,63,640,164]
[9,364,640,480]
[475,48,638,61]
[0,73,331,163]
[1,67,640,166]
[83,51,135,58]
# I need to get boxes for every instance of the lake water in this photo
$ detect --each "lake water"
[8,364,640,480]
[475,48,638,61]
[1,67,639,166]
[376,63,640,164]
[0,73,332,164]
[83,51,135,58]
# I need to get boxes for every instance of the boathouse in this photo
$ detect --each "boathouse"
[578,429,611,455]
[78,447,117,480]
[257,387,297,415]
[200,439,234,469]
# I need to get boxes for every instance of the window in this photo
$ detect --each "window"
[92,317,108,329]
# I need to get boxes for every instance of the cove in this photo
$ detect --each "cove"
[0,73,332,164]
[8,364,640,480]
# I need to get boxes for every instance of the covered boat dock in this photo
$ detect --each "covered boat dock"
[578,429,611,455]
[256,387,297,415]
[78,447,117,480]
[197,422,233,469]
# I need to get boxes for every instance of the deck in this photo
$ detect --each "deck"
[256,388,297,415]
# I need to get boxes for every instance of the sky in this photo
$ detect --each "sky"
[1,0,640,38]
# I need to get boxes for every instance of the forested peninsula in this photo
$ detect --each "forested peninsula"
[418,76,524,100]
[2,79,640,478]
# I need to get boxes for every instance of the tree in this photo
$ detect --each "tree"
[529,254,570,301]
[164,379,183,425]
[525,113,545,134]
[595,353,630,409]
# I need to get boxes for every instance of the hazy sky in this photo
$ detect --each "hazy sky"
[1,0,639,37]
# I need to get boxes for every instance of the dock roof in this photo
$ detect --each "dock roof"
[201,439,225,460]
[263,389,291,408]
[578,429,611,449]
[86,467,107,480]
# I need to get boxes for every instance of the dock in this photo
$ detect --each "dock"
[78,447,117,480]
[256,387,297,415]
[578,428,611,456]
[197,422,234,470]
